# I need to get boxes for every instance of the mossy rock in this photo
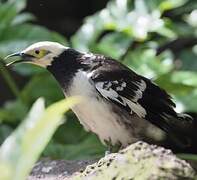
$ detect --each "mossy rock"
[73,141,196,180]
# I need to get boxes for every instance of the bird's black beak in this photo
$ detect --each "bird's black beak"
[4,52,34,66]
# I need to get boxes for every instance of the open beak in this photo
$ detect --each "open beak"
[4,52,33,66]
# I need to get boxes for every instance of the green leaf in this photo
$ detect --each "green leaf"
[97,32,132,59]
[159,0,188,11]
[0,125,13,145]
[0,97,80,180]
[175,89,197,112]
[170,71,197,87]
[21,73,64,104]
[143,0,187,12]
[53,115,88,144]
[178,49,197,72]
[0,24,67,54]
[71,0,132,51]
[8,0,27,13]
[44,134,106,160]
[0,100,28,123]
[0,3,17,26]
[156,70,197,87]
[71,13,105,51]
[155,71,197,112]
[123,49,173,78]
[177,153,197,161]
[11,13,35,26]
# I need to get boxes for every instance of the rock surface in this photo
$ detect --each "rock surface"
[29,141,196,180]
[28,159,96,180]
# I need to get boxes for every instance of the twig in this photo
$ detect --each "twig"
[156,37,197,56]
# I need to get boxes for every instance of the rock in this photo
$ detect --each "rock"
[72,141,196,180]
[29,141,196,180]
[28,159,96,180]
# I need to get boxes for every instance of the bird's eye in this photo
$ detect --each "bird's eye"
[35,50,40,54]
[32,49,48,58]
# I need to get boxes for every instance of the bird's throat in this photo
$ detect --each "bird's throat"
[47,49,84,91]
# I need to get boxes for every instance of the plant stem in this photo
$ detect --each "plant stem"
[0,60,20,99]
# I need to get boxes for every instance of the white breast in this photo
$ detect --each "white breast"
[65,71,136,146]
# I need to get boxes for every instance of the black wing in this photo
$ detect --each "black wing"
[80,54,196,150]
[83,55,185,134]
[89,56,176,119]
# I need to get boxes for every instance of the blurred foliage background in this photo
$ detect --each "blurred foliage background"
[0,0,197,164]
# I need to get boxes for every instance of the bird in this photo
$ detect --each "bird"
[5,41,197,152]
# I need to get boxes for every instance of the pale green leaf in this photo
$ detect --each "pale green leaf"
[0,97,81,180]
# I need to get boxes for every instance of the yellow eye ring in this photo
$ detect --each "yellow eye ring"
[32,49,48,58]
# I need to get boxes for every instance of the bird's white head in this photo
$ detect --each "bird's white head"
[5,41,68,68]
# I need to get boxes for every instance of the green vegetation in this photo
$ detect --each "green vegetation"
[0,0,196,179]
[0,97,80,180]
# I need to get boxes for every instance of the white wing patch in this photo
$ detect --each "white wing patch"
[95,82,121,104]
[95,80,147,118]
[122,97,146,118]
[132,80,147,102]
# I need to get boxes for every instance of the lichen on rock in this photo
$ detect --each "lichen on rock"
[72,141,196,180]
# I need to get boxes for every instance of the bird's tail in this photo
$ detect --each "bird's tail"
[166,113,197,153]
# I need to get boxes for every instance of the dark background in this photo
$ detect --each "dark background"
[26,0,109,37]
